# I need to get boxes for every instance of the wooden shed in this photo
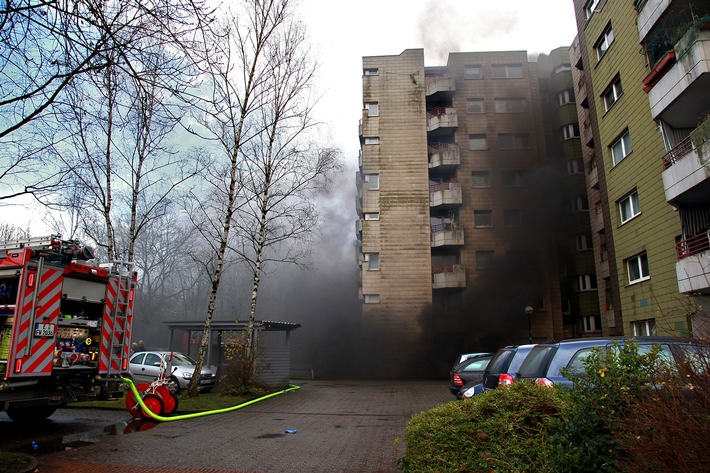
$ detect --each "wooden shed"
[164,320,301,387]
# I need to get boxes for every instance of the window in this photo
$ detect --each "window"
[567,158,584,174]
[618,190,641,224]
[474,210,493,228]
[574,234,593,251]
[631,319,656,336]
[365,252,379,270]
[464,64,482,79]
[576,274,598,291]
[365,102,379,116]
[364,294,380,304]
[627,252,650,284]
[365,174,379,190]
[471,171,490,188]
[364,212,380,220]
[584,0,600,19]
[467,98,485,113]
[631,319,656,337]
[595,24,615,60]
[502,170,527,187]
[491,64,523,79]
[495,98,527,113]
[562,123,580,140]
[504,209,534,226]
[476,251,494,269]
[499,133,530,149]
[364,137,380,145]
[468,134,488,150]
[363,68,379,76]
[572,195,589,212]
[566,348,597,375]
[558,89,574,106]
[610,130,632,165]
[554,64,572,74]
[602,76,623,112]
[581,315,601,333]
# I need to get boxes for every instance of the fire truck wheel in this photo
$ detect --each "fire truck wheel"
[6,406,57,421]
[155,384,178,415]
[140,394,164,419]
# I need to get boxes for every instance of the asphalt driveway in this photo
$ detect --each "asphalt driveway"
[37,379,451,473]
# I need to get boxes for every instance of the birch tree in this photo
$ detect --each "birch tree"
[234,18,341,364]
[183,0,305,396]
[0,0,210,201]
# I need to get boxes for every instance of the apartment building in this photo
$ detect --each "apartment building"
[356,49,591,375]
[571,0,710,337]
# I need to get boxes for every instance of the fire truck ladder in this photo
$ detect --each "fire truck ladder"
[0,235,61,251]
[107,261,134,374]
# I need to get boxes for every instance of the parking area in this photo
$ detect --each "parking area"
[36,379,451,473]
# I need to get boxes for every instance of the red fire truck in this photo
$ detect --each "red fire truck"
[0,235,136,421]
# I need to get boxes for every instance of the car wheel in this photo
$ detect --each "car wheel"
[168,376,181,394]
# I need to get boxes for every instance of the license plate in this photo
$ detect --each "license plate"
[199,379,212,385]
[34,323,55,337]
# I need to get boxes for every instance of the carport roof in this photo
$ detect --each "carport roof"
[165,320,301,332]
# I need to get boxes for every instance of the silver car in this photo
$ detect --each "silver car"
[128,351,217,393]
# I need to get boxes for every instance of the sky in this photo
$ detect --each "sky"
[3,0,580,235]
[301,0,579,161]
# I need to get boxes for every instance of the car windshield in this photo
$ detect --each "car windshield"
[166,353,196,366]
[461,357,491,372]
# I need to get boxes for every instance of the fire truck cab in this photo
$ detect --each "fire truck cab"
[0,235,136,421]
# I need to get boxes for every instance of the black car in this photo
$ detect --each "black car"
[449,353,494,395]
[481,344,536,391]
[516,336,698,388]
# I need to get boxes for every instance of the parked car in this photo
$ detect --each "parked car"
[516,337,696,388]
[128,351,217,393]
[458,344,536,399]
[455,352,494,365]
[449,353,494,396]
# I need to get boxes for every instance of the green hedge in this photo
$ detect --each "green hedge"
[398,382,564,473]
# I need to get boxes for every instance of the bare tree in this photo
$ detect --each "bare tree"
[233,18,341,363]
[0,0,210,201]
[183,0,306,396]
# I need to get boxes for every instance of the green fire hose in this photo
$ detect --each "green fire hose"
[123,377,300,422]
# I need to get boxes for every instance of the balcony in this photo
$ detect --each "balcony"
[425,73,455,96]
[432,264,466,290]
[426,107,457,132]
[675,232,710,293]
[355,219,362,240]
[647,22,710,128]
[428,143,460,170]
[429,181,462,208]
[661,126,710,204]
[430,223,464,247]
[637,0,671,42]
[588,163,599,190]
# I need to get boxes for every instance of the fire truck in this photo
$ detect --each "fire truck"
[0,235,136,421]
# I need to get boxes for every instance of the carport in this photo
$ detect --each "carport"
[165,320,301,387]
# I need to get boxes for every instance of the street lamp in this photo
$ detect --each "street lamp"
[524,306,534,344]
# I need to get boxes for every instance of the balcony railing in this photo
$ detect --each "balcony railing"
[662,136,694,170]
[676,231,710,260]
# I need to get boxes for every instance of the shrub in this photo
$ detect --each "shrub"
[611,340,710,472]
[398,382,564,473]
[550,339,710,472]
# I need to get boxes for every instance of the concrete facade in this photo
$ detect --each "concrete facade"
[356,49,577,375]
